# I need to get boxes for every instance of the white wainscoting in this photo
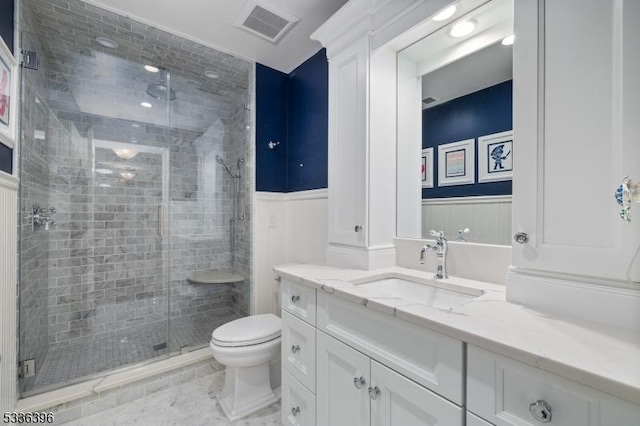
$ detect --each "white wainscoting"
[0,172,19,412]
[422,196,512,246]
[254,189,328,315]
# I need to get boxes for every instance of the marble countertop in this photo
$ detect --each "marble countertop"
[274,263,640,405]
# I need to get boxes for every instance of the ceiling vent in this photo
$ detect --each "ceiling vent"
[233,0,300,44]
[422,97,438,107]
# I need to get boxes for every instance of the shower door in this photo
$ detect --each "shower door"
[18,25,173,395]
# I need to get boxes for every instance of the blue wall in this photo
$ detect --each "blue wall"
[255,49,328,192]
[422,80,512,198]
[256,63,288,192]
[0,0,14,174]
[286,49,328,191]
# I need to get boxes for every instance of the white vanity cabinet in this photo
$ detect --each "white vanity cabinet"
[281,279,318,426]
[317,331,463,426]
[511,0,640,283]
[467,346,640,426]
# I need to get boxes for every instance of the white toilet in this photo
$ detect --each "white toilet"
[210,313,282,422]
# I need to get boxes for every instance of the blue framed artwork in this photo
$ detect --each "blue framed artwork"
[438,139,475,186]
[478,130,513,183]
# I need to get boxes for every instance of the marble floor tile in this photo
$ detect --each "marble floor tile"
[62,370,281,426]
[26,310,242,393]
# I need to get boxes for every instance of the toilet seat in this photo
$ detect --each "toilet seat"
[211,314,281,347]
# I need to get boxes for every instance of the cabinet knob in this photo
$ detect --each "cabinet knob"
[354,225,363,233]
[291,344,300,354]
[291,406,300,416]
[529,399,552,423]
[514,232,529,244]
[353,376,366,389]
[368,386,381,400]
[291,295,300,303]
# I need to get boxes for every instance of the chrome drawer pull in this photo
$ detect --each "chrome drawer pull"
[291,406,300,416]
[514,232,529,244]
[353,376,366,389]
[354,225,363,233]
[529,399,552,423]
[291,345,300,353]
[368,386,381,400]
[291,295,301,303]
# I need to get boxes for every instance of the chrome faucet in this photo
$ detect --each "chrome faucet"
[420,230,448,279]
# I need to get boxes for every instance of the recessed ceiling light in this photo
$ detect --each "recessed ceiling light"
[95,168,114,175]
[144,65,160,73]
[449,20,477,38]
[433,5,457,22]
[204,70,219,79]
[98,183,111,188]
[113,149,138,160]
[501,34,515,46]
[141,102,152,108]
[95,36,118,49]
[131,123,141,128]
[120,172,136,180]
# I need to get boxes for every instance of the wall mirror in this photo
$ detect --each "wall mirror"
[396,0,513,245]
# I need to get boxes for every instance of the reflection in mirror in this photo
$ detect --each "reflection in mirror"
[397,0,513,246]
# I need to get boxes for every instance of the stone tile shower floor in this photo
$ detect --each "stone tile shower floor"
[61,370,282,426]
[25,310,242,393]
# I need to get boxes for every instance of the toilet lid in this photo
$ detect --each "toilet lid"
[211,314,281,347]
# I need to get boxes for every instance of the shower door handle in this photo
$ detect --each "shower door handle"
[158,205,164,237]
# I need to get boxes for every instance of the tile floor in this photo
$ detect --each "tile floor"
[25,310,242,393]
[60,370,282,426]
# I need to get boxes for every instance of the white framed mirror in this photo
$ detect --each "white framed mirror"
[396,0,513,246]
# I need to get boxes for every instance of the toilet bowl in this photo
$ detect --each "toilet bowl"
[210,314,282,422]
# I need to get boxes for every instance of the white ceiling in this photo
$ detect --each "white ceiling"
[83,0,349,73]
[422,42,512,108]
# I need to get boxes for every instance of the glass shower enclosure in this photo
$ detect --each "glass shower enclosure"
[17,0,253,395]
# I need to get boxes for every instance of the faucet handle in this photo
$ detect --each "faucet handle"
[429,230,445,240]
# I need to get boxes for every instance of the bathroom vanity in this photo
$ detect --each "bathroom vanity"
[276,265,640,425]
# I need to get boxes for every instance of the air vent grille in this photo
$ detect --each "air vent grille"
[233,0,300,43]
[243,6,289,40]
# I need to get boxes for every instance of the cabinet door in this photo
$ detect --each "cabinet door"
[317,331,370,426]
[327,36,368,247]
[370,361,462,426]
[467,345,640,426]
[513,0,640,281]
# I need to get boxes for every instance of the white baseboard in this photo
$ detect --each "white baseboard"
[506,268,640,331]
[326,244,396,270]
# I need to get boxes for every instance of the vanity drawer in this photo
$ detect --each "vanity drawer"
[317,292,463,405]
[282,310,316,392]
[282,368,316,426]
[467,345,640,426]
[281,279,317,326]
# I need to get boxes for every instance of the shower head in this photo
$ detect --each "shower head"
[146,69,177,101]
[216,155,236,178]
[146,83,177,101]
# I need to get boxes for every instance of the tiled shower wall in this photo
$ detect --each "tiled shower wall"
[19,0,254,373]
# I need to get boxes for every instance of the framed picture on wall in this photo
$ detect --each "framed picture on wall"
[478,130,513,183]
[437,139,475,186]
[421,147,434,188]
[0,36,18,149]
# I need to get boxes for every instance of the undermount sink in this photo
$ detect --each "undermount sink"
[350,275,483,309]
